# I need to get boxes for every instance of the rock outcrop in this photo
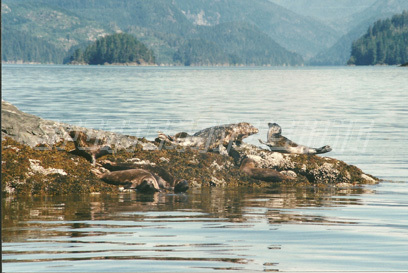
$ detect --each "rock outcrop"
[1,101,379,195]
[1,100,157,151]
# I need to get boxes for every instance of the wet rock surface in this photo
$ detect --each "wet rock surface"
[1,101,379,196]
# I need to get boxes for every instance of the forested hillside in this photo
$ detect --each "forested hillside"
[3,0,405,66]
[1,2,113,64]
[69,33,155,65]
[1,27,65,64]
[1,0,328,65]
[348,11,408,65]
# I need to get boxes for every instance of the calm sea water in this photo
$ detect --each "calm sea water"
[2,65,408,272]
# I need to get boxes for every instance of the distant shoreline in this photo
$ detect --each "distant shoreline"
[2,62,306,67]
[67,61,158,66]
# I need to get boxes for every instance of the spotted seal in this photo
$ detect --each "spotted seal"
[259,123,332,154]
[240,158,293,182]
[69,131,112,165]
[157,122,259,152]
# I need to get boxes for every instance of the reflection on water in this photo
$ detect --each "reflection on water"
[3,183,408,272]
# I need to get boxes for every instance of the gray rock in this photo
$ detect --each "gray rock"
[1,100,158,151]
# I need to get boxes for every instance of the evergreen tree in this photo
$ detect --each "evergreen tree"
[70,33,155,65]
[348,11,408,65]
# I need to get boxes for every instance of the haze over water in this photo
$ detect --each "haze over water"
[2,65,408,272]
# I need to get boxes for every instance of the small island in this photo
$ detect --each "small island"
[68,33,155,65]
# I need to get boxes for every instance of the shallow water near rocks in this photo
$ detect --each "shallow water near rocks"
[2,65,408,272]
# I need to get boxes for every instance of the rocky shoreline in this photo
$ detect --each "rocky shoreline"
[1,101,379,195]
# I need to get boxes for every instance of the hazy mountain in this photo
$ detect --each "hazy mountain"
[1,0,305,65]
[308,0,408,65]
[269,0,377,33]
[348,0,408,31]
[3,0,338,61]
[172,0,339,59]
[4,0,404,66]
[192,22,304,65]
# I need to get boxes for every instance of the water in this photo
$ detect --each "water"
[2,65,408,272]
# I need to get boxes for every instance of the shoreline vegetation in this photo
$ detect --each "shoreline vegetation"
[1,101,379,196]
[2,61,405,67]
[348,11,408,66]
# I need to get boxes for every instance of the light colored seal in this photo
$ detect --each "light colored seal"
[157,122,259,152]
[100,169,161,193]
[240,158,293,182]
[259,123,332,154]
[69,131,112,165]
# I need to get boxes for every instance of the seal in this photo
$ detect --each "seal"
[240,158,293,182]
[100,169,161,193]
[100,160,189,193]
[69,131,112,165]
[259,123,332,154]
[157,122,259,152]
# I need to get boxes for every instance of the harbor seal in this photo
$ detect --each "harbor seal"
[100,160,189,193]
[240,158,293,182]
[100,169,161,193]
[259,123,332,154]
[69,131,112,165]
[157,122,259,152]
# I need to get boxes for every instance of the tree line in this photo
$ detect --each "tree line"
[348,11,408,65]
[1,27,65,64]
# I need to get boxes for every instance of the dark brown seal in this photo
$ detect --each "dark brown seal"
[100,169,160,193]
[240,158,293,182]
[100,160,189,193]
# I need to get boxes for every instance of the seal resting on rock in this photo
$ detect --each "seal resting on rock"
[100,160,189,193]
[259,123,332,154]
[69,131,112,166]
[240,158,293,182]
[100,169,161,193]
[157,122,259,152]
